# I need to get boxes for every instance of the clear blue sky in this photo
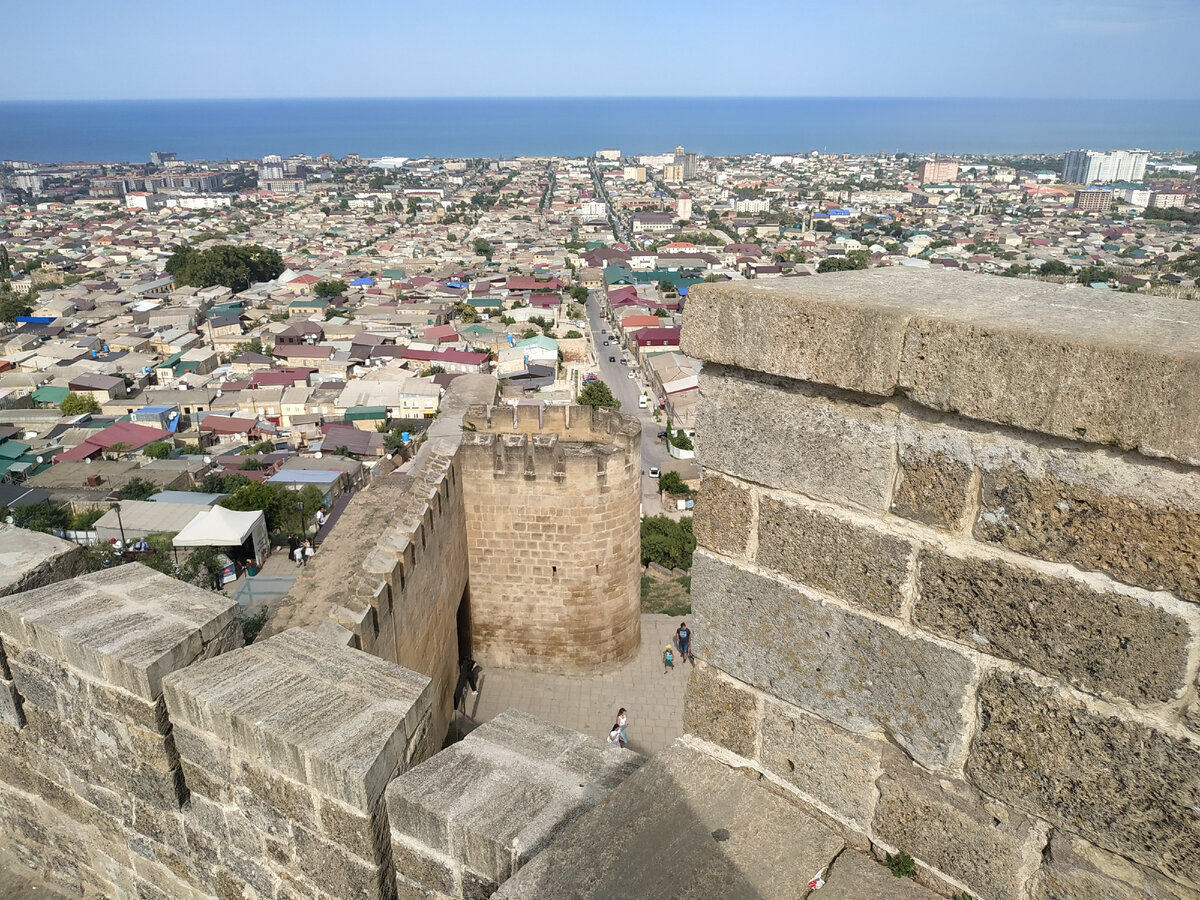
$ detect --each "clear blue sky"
[4,0,1197,101]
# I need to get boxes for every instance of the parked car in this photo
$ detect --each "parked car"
[603,340,609,346]
[619,358,627,365]
[609,355,616,362]
[657,431,668,439]
[627,371,635,379]
[648,467,660,478]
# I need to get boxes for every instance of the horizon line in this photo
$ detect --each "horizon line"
[3,94,1200,104]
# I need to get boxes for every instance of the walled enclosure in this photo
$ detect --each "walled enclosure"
[460,403,642,671]
[682,269,1200,900]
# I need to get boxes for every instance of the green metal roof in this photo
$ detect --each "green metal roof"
[0,440,31,460]
[513,334,557,351]
[31,385,69,405]
[344,406,387,420]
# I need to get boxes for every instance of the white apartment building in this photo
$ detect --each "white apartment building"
[735,198,771,214]
[1062,149,1149,184]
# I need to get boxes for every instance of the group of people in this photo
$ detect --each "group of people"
[288,534,313,566]
[608,622,694,751]
[663,621,692,673]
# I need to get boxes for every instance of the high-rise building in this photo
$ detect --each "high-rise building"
[150,151,178,167]
[663,164,685,183]
[1073,187,1113,212]
[673,145,698,179]
[595,149,621,161]
[1062,149,1148,184]
[918,158,959,184]
[676,194,693,220]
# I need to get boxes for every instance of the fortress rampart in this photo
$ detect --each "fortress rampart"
[1,270,1197,899]
[681,269,1200,900]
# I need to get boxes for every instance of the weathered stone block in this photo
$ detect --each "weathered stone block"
[0,677,24,728]
[386,710,642,887]
[891,416,978,529]
[164,628,431,812]
[873,763,1047,900]
[293,825,379,899]
[390,838,456,897]
[696,367,898,512]
[916,549,1192,703]
[818,850,945,900]
[0,524,87,597]
[759,698,883,831]
[684,270,1200,465]
[968,671,1200,886]
[682,661,760,758]
[692,472,755,558]
[975,451,1200,604]
[1030,832,1200,900]
[493,742,845,900]
[693,551,976,769]
[0,565,239,701]
[757,495,914,617]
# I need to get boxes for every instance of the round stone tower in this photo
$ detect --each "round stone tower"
[458,403,642,672]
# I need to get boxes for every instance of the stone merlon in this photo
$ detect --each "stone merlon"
[682,269,1200,464]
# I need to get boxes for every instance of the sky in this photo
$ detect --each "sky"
[3,0,1198,101]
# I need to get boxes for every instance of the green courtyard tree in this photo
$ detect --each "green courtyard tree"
[312,278,348,298]
[578,380,620,409]
[116,477,160,501]
[143,441,172,459]
[165,243,284,291]
[60,392,100,416]
[472,238,494,260]
[0,294,32,323]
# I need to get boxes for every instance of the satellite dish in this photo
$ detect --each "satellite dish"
[86,458,92,465]
[314,451,323,459]
[203,455,212,464]
[35,456,43,464]
[215,389,222,397]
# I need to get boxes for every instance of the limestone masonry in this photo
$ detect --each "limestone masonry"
[682,270,1200,900]
[1,269,1198,899]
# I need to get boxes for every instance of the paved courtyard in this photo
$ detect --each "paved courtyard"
[455,614,691,755]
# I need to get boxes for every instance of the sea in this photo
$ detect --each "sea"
[1,97,1198,164]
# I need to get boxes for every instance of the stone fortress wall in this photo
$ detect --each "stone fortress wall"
[459,404,642,671]
[1,270,1198,900]
[680,269,1200,900]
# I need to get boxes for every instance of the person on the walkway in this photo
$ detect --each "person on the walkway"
[301,539,312,566]
[676,621,692,664]
[288,534,300,565]
[132,537,150,552]
[616,708,628,748]
[663,644,674,673]
[315,507,327,529]
[607,722,624,749]
[453,658,481,709]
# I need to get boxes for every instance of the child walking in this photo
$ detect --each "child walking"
[663,644,674,673]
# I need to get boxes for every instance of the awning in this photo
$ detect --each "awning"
[173,506,265,547]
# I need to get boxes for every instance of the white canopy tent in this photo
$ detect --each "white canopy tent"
[172,506,269,565]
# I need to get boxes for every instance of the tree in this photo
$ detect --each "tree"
[454,301,480,324]
[165,243,284,291]
[578,380,620,409]
[669,429,693,451]
[472,238,494,260]
[12,501,71,533]
[0,245,10,279]
[0,294,32,323]
[817,250,870,273]
[143,442,172,459]
[116,477,160,501]
[312,278,348,298]
[640,515,696,570]
[564,330,583,339]
[659,471,691,496]
[657,279,676,294]
[567,284,588,302]
[1038,260,1071,277]
[60,392,100,416]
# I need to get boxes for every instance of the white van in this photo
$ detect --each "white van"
[638,396,648,409]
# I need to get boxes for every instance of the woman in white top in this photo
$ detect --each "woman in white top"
[607,723,623,748]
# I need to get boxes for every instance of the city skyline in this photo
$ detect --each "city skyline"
[4,0,1199,102]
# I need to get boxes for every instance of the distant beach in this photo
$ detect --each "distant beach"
[1,97,1198,163]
